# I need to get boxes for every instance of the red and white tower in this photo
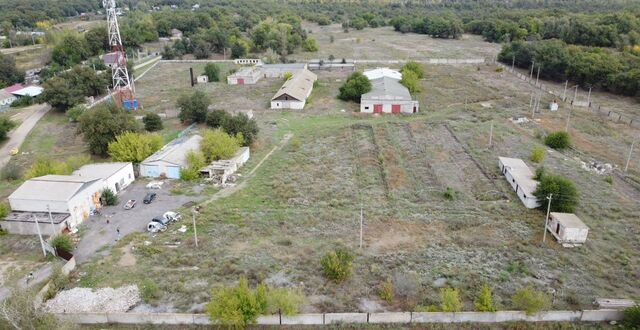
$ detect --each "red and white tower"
[103,0,138,110]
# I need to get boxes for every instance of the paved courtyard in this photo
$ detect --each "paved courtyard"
[73,180,201,263]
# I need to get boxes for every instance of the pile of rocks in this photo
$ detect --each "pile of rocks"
[44,285,141,313]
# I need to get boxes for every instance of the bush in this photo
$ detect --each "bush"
[474,283,496,312]
[533,173,579,212]
[1,162,22,180]
[622,305,640,329]
[511,286,551,315]
[320,248,354,283]
[221,113,259,146]
[180,150,206,181]
[283,71,293,81]
[379,279,394,303]
[544,131,571,150]
[140,279,161,303]
[338,72,372,102]
[440,288,463,312]
[443,187,456,200]
[530,146,545,163]
[51,234,73,254]
[0,116,17,140]
[143,112,163,132]
[108,132,163,164]
[533,166,546,180]
[24,158,72,179]
[66,105,86,123]
[101,188,118,206]
[10,96,34,108]
[204,63,221,82]
[0,202,9,219]
[206,110,231,129]
[201,129,243,162]
[266,287,305,315]
[400,69,421,94]
[401,61,425,79]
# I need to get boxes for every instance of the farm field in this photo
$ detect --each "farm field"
[71,54,640,313]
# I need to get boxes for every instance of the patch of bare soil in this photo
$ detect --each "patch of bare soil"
[117,243,137,267]
[365,220,450,255]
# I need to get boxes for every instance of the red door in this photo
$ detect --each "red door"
[373,104,383,113]
[237,78,244,85]
[391,104,401,113]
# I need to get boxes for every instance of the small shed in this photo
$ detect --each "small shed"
[196,75,209,84]
[102,52,120,68]
[227,67,261,85]
[547,212,589,247]
[140,135,202,179]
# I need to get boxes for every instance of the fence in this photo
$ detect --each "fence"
[354,58,486,65]
[496,62,640,129]
[56,310,623,325]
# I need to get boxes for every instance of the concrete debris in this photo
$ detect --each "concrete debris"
[178,225,187,233]
[44,285,141,313]
[581,161,613,175]
[510,117,529,124]
[480,102,492,108]
[288,197,311,206]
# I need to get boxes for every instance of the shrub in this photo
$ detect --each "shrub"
[101,188,118,206]
[221,113,259,146]
[604,176,613,185]
[203,63,221,82]
[108,132,163,164]
[140,279,161,303]
[474,283,496,312]
[283,71,293,81]
[400,69,421,94]
[180,150,206,181]
[0,202,10,219]
[415,305,440,312]
[289,137,302,152]
[51,234,73,254]
[622,305,640,329]
[401,61,425,79]
[206,110,231,129]
[511,286,551,315]
[143,112,163,132]
[65,155,91,170]
[10,96,34,108]
[0,116,17,140]
[533,166,546,180]
[440,288,463,312]
[533,174,579,212]
[544,131,571,150]
[379,279,394,303]
[338,72,372,102]
[443,187,456,200]
[266,287,305,315]
[320,248,354,283]
[1,162,22,180]
[530,146,545,163]
[66,105,86,123]
[25,158,72,179]
[495,67,504,72]
[201,129,243,162]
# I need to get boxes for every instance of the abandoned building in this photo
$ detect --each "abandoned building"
[498,157,540,208]
[73,162,135,195]
[260,63,308,78]
[227,67,262,85]
[547,212,589,247]
[140,134,203,179]
[200,147,250,183]
[360,68,419,114]
[270,69,317,110]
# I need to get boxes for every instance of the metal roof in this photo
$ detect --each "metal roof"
[142,134,202,167]
[550,212,589,229]
[11,86,43,97]
[9,175,102,202]
[73,162,131,180]
[499,157,538,196]
[2,83,24,94]
[361,77,412,101]
[363,68,402,80]
[0,90,15,100]
[272,69,317,102]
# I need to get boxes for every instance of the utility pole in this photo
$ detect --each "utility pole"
[47,204,55,235]
[192,207,198,247]
[529,93,534,108]
[625,137,637,172]
[565,103,573,132]
[562,80,568,101]
[33,215,47,257]
[359,206,363,249]
[529,60,535,81]
[511,55,515,71]
[535,65,541,87]
[488,122,494,148]
[543,194,553,243]
[587,86,592,106]
[573,85,578,104]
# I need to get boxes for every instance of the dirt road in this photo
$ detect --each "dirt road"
[0,103,51,169]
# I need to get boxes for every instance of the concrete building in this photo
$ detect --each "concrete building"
[0,90,17,109]
[234,59,263,66]
[270,69,317,110]
[547,212,589,247]
[73,162,135,194]
[102,52,121,68]
[308,59,355,72]
[140,134,202,179]
[5,175,104,234]
[363,67,403,80]
[227,67,261,85]
[200,147,250,183]
[11,85,43,97]
[360,77,419,114]
[196,75,209,84]
[498,157,540,208]
[260,63,308,78]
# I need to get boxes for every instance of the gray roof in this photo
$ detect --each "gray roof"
[272,69,317,101]
[9,175,102,202]
[73,162,131,180]
[142,134,202,167]
[499,157,538,196]
[550,212,589,229]
[261,63,307,70]
[0,90,15,100]
[229,66,261,77]
[361,77,412,101]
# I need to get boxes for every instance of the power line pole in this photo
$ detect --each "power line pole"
[565,103,573,132]
[33,214,47,257]
[488,122,494,148]
[562,80,568,101]
[535,65,541,87]
[573,85,578,104]
[543,194,553,243]
[191,207,198,247]
[529,93,534,108]
[625,137,637,172]
[587,86,592,106]
[511,55,515,71]
[529,60,535,81]
[47,204,55,235]
[359,206,363,249]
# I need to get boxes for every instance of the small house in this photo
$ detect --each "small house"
[498,157,540,208]
[140,135,202,179]
[260,63,308,78]
[196,75,209,84]
[227,67,261,85]
[270,69,317,110]
[73,162,135,194]
[547,212,589,247]
[0,90,17,110]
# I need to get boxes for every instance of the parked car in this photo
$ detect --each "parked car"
[147,221,166,233]
[146,181,163,189]
[124,200,136,210]
[143,192,157,204]
[163,211,181,222]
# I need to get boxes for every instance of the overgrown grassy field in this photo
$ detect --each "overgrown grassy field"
[73,58,640,314]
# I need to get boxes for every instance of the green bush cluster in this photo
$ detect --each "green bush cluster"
[101,189,118,206]
[206,110,259,146]
[544,131,571,150]
[511,286,551,315]
[530,146,546,163]
[320,249,354,283]
[51,234,74,254]
[338,72,372,103]
[534,172,579,212]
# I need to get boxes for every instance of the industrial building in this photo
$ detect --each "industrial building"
[360,68,419,114]
[73,162,135,194]
[498,157,540,208]
[270,69,317,110]
[227,67,262,85]
[547,212,589,247]
[140,134,203,179]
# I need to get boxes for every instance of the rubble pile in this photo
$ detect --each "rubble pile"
[581,161,613,175]
[44,285,141,313]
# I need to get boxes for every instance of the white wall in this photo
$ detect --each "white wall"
[104,163,135,194]
[360,100,419,114]
[498,160,540,209]
[0,96,17,107]
[547,217,589,244]
[271,100,305,110]
[66,180,104,228]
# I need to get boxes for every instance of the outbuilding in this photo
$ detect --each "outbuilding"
[360,77,419,114]
[102,52,121,68]
[547,212,589,246]
[5,175,104,234]
[270,69,317,110]
[498,157,540,208]
[73,162,135,194]
[260,63,308,78]
[140,134,202,179]
[227,67,261,85]
[196,75,209,84]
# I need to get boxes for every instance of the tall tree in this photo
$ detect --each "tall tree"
[177,90,210,123]
[77,103,139,156]
[0,53,24,88]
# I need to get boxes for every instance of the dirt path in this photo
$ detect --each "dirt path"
[0,103,51,169]
[202,133,293,205]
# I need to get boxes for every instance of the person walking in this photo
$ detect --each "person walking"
[116,226,121,242]
[26,272,34,285]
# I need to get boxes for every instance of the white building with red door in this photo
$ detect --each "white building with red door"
[227,66,261,85]
[360,68,419,114]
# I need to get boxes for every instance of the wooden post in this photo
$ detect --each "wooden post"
[543,194,552,243]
